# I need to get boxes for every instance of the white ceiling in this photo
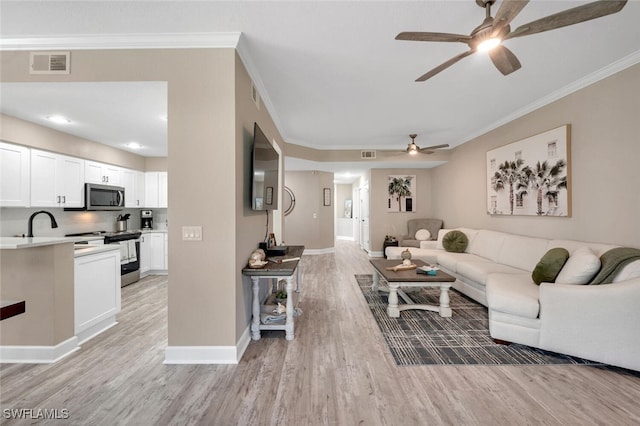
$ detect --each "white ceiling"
[1,1,640,181]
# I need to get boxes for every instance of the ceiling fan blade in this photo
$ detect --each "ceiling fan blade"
[419,144,449,152]
[489,45,522,76]
[396,32,471,43]
[505,0,628,40]
[492,0,530,35]
[416,50,474,82]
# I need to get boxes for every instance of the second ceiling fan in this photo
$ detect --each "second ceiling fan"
[405,134,449,155]
[396,0,628,82]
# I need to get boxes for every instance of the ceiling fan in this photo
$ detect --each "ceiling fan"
[405,134,449,155]
[396,0,628,82]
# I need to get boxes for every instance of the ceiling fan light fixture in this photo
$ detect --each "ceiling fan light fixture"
[477,37,501,52]
[407,143,419,155]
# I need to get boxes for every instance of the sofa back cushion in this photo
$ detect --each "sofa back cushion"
[498,234,550,272]
[468,230,508,262]
[546,239,618,257]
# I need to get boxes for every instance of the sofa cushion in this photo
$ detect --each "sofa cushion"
[486,274,540,319]
[498,234,550,272]
[415,229,431,241]
[531,248,570,285]
[457,261,526,286]
[467,230,507,262]
[438,252,487,274]
[556,246,601,284]
[442,230,468,253]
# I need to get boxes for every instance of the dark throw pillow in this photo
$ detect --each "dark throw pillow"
[531,248,570,285]
[442,230,469,253]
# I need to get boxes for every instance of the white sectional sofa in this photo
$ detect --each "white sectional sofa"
[386,228,640,372]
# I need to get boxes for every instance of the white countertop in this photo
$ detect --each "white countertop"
[0,237,75,249]
[73,244,121,258]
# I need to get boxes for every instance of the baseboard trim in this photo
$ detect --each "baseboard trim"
[77,318,118,345]
[368,250,383,258]
[164,327,252,365]
[0,336,80,363]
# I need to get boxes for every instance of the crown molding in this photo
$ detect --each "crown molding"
[455,49,640,147]
[0,32,241,51]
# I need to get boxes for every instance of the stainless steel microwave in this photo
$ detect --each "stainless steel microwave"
[66,183,125,211]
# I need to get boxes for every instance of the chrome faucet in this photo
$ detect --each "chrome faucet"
[27,210,59,238]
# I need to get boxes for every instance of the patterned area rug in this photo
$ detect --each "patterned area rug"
[355,274,599,366]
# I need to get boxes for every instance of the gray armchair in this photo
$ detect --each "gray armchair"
[399,218,443,247]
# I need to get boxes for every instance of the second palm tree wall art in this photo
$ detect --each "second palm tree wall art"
[487,125,571,217]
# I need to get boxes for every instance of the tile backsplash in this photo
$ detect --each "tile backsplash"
[0,208,168,237]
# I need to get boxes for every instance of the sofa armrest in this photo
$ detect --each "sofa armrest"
[419,240,438,249]
[539,278,640,370]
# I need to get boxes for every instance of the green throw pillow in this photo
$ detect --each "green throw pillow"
[442,230,468,253]
[531,248,570,285]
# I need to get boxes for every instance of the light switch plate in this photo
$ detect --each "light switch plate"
[182,226,202,241]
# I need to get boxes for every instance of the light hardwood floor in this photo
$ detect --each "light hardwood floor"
[2,240,640,425]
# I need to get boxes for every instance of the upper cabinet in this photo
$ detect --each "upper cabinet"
[121,168,145,208]
[1,142,164,209]
[144,172,168,208]
[85,160,120,185]
[0,142,30,207]
[30,149,85,208]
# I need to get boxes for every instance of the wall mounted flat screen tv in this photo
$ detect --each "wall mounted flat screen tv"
[251,122,279,210]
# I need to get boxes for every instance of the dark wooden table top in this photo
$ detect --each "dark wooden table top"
[370,258,455,283]
[242,245,305,277]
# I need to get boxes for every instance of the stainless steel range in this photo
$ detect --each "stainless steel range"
[67,230,142,287]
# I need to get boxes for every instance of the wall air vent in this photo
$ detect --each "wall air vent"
[29,51,70,75]
[361,150,376,159]
[251,81,260,110]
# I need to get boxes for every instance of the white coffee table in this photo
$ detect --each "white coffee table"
[370,259,456,318]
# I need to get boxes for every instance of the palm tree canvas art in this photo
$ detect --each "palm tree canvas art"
[388,175,416,212]
[487,125,571,217]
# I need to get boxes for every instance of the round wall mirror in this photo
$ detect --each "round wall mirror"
[283,186,295,216]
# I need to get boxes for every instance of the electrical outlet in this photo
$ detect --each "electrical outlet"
[182,226,202,241]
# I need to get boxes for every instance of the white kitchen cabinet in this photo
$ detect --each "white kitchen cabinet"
[74,248,121,344]
[30,149,85,208]
[85,160,120,185]
[140,232,167,276]
[121,168,145,207]
[0,142,30,207]
[140,234,151,275]
[144,172,168,208]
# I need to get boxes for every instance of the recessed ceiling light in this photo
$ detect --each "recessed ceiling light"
[125,142,143,150]
[46,115,71,124]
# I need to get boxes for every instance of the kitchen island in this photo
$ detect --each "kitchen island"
[0,237,120,363]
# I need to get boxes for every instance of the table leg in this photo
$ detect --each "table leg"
[285,276,295,340]
[251,277,261,340]
[372,271,379,292]
[387,283,400,318]
[439,284,452,318]
[296,262,302,293]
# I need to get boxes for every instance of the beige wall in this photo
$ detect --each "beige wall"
[234,52,286,339]
[0,244,74,345]
[431,63,640,247]
[0,113,146,171]
[335,184,352,218]
[369,168,434,253]
[1,48,246,349]
[284,171,335,250]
